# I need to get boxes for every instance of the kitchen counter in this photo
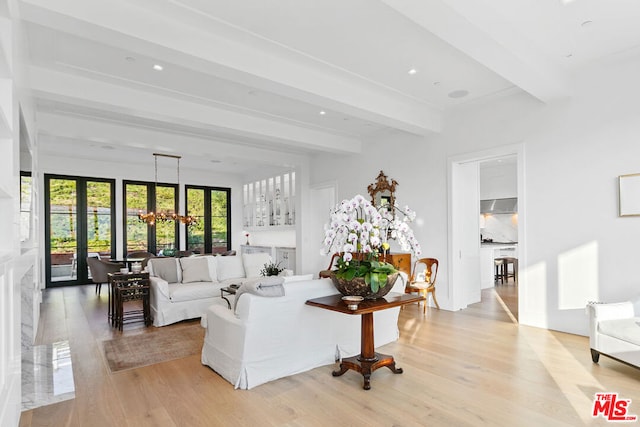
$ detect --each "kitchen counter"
[480,242,517,247]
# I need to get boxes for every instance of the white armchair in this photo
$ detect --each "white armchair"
[587,296,640,369]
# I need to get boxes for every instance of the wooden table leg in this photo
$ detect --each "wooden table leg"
[332,312,403,390]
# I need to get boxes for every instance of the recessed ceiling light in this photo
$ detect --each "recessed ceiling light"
[319,111,326,115]
[101,145,115,150]
[210,159,221,164]
[408,68,418,75]
[581,20,593,27]
[565,53,573,58]
[448,89,469,99]
[153,64,164,71]
[433,81,441,86]
[125,56,136,62]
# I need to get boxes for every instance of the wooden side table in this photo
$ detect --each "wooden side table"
[220,285,239,309]
[306,292,424,390]
[108,272,151,330]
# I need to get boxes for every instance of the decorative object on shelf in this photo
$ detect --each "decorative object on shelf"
[321,193,421,299]
[243,230,250,245]
[138,153,198,226]
[260,260,284,277]
[243,171,296,228]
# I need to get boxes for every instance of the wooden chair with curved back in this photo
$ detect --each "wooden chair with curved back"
[407,257,440,312]
[126,251,156,268]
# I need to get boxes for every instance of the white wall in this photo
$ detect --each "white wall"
[309,54,640,336]
[308,132,451,305]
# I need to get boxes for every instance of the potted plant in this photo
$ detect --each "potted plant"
[321,194,421,298]
[260,260,284,277]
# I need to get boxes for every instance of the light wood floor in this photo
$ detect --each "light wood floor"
[20,285,640,427]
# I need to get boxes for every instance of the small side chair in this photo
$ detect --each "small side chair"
[125,251,156,268]
[407,257,440,313]
[87,257,124,295]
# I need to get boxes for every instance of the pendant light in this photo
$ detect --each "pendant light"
[138,153,197,226]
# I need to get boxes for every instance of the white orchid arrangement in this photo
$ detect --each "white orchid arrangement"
[321,194,421,291]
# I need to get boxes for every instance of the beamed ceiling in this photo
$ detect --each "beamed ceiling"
[16,0,640,174]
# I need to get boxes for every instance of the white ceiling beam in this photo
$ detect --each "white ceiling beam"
[20,0,442,134]
[35,111,307,169]
[30,66,362,154]
[381,0,570,103]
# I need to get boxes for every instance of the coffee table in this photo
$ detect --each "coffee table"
[306,292,424,390]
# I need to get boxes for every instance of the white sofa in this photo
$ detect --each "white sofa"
[587,296,640,369]
[148,252,277,327]
[200,274,406,389]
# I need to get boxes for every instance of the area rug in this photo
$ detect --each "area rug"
[102,322,205,373]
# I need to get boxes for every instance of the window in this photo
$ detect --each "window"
[155,185,177,253]
[124,183,148,253]
[124,181,178,255]
[186,186,230,254]
[20,172,32,242]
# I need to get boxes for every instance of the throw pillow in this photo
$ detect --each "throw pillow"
[242,252,272,278]
[216,255,246,281]
[180,257,212,283]
[149,258,179,284]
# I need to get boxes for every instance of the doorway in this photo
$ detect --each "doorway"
[479,156,519,320]
[449,144,524,319]
[45,175,116,287]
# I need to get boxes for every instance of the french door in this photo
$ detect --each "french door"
[123,180,178,256]
[45,175,116,287]
[186,185,231,254]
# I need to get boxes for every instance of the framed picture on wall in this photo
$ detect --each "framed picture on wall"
[618,173,640,217]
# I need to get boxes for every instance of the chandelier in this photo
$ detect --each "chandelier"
[138,153,197,226]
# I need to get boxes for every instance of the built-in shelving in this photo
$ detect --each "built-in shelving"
[243,171,295,229]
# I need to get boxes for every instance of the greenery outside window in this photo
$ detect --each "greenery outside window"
[20,172,32,242]
[186,186,231,254]
[124,180,178,255]
[45,175,115,287]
